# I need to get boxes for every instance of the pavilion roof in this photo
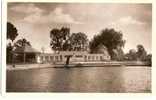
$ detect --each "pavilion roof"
[13,44,40,53]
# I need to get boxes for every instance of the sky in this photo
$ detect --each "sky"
[7,3,152,54]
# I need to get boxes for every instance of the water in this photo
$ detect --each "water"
[7,66,151,93]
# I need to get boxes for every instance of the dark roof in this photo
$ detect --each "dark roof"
[13,44,40,53]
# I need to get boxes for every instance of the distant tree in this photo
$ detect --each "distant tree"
[7,22,18,42]
[125,49,137,61]
[145,54,152,66]
[89,28,125,60]
[50,27,70,51]
[69,32,88,51]
[146,54,152,61]
[136,44,147,61]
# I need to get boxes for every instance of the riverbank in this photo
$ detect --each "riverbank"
[56,61,150,66]
[7,61,151,71]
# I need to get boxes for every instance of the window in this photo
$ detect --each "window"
[45,56,49,61]
[84,55,87,61]
[40,56,43,61]
[85,55,87,58]
[55,56,58,61]
[92,56,94,61]
[60,55,62,61]
[96,56,98,60]
[88,56,91,60]
[100,56,103,60]
[50,56,53,61]
[75,55,83,58]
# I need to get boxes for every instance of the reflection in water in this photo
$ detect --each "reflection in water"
[122,67,151,92]
[7,66,151,92]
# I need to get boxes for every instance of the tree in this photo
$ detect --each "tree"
[50,27,89,52]
[145,54,152,66]
[89,28,125,60]
[136,44,147,61]
[7,22,18,63]
[7,22,18,42]
[69,32,88,51]
[112,46,125,61]
[50,27,70,51]
[125,49,137,61]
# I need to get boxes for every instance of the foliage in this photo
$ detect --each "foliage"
[136,44,147,61]
[124,45,150,62]
[50,27,89,51]
[69,32,88,51]
[145,54,152,65]
[112,47,125,61]
[50,27,70,51]
[89,28,125,60]
[7,22,18,42]
[7,22,18,63]
[124,49,137,61]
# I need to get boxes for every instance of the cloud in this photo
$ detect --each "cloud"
[10,4,43,14]
[110,16,145,26]
[22,12,46,23]
[48,7,83,24]
[16,5,83,24]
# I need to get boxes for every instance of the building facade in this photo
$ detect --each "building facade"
[36,51,110,64]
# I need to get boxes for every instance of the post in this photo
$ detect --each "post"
[41,47,45,63]
[12,52,15,68]
[24,53,26,64]
[12,52,14,64]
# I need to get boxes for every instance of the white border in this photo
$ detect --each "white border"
[0,0,2,95]
[6,0,153,3]
[152,0,156,95]
[2,0,7,96]
[1,0,155,99]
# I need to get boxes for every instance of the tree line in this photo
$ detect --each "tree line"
[7,22,152,64]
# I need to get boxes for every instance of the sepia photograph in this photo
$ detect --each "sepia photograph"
[6,2,152,93]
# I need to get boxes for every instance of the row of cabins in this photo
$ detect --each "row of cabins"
[38,51,110,63]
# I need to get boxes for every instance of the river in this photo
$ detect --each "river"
[7,66,151,93]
